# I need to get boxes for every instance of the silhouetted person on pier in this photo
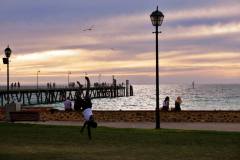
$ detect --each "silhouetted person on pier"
[80,76,97,140]
[17,82,20,88]
[130,85,133,96]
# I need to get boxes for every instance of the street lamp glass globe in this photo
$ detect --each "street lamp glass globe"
[150,6,164,26]
[4,46,12,58]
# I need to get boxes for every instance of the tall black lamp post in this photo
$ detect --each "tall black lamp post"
[150,6,164,129]
[3,45,12,104]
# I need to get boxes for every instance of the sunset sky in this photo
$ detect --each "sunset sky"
[0,0,240,85]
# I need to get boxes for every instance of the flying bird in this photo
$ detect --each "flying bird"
[82,25,95,32]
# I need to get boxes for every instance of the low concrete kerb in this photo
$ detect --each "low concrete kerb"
[14,121,240,132]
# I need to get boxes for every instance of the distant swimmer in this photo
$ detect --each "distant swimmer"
[192,81,195,89]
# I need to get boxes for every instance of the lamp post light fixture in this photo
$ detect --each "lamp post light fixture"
[37,70,40,89]
[67,71,71,87]
[150,6,164,129]
[2,45,12,104]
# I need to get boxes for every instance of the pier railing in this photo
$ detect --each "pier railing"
[0,85,133,106]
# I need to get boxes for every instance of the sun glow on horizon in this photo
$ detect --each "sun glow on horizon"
[1,48,237,79]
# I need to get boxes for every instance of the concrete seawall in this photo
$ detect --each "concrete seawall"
[1,108,239,122]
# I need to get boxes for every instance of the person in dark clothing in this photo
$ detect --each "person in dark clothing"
[74,97,84,111]
[79,77,97,140]
[175,96,182,111]
[162,96,170,111]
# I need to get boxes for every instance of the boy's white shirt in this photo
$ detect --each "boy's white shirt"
[83,108,93,121]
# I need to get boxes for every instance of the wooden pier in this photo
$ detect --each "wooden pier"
[0,85,133,106]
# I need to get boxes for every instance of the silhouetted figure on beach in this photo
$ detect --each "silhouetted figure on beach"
[79,77,97,140]
[175,96,182,111]
[162,96,169,111]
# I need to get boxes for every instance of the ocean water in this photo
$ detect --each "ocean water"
[51,84,240,111]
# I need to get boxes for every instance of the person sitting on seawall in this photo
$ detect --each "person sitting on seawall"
[174,96,182,111]
[161,96,169,111]
[64,97,72,111]
[80,76,97,140]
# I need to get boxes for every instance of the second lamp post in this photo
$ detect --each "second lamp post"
[150,6,164,129]
[3,45,12,104]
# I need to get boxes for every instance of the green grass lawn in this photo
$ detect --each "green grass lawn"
[0,123,239,160]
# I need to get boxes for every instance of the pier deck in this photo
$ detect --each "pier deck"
[0,85,131,106]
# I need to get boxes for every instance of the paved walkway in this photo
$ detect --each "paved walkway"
[15,121,240,132]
